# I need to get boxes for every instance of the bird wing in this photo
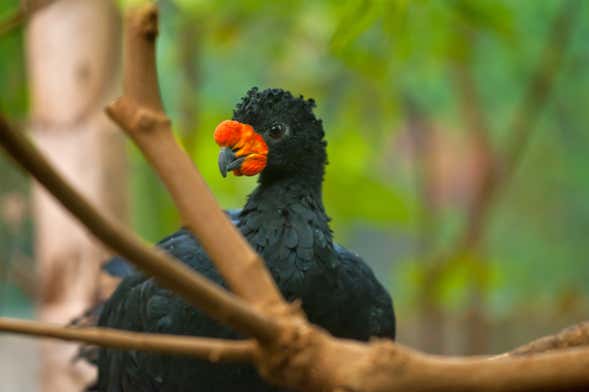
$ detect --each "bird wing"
[330,243,396,340]
[100,209,242,279]
[94,206,394,390]
[94,210,283,392]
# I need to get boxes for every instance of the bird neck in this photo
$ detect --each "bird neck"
[258,164,325,192]
[242,175,332,241]
[249,175,324,209]
[241,172,336,271]
[258,142,327,192]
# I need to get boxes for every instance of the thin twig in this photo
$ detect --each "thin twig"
[403,95,446,353]
[430,0,582,284]
[451,32,497,251]
[451,31,497,354]
[503,0,581,180]
[0,317,255,362]
[460,0,579,251]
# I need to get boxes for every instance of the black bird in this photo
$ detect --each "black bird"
[93,87,395,392]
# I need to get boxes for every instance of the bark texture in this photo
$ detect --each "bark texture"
[26,0,124,390]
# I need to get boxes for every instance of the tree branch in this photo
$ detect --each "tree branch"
[105,4,284,310]
[450,29,498,354]
[458,0,579,252]
[503,0,581,180]
[3,312,589,391]
[252,331,589,392]
[352,340,589,392]
[403,95,447,353]
[0,317,255,363]
[0,115,278,342]
[430,0,582,292]
[451,31,497,252]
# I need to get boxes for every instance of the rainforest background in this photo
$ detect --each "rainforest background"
[0,0,587,389]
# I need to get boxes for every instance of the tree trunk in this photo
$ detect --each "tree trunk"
[26,1,124,390]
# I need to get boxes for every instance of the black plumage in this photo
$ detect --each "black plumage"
[93,88,395,392]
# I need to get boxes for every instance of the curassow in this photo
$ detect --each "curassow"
[93,87,395,392]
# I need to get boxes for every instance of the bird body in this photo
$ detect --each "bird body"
[94,88,395,391]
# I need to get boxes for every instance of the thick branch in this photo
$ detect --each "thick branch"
[351,340,589,392]
[106,4,283,309]
[0,115,278,342]
[3,312,589,392]
[0,317,254,363]
[254,330,589,392]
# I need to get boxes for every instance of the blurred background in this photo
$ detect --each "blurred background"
[1,0,588,390]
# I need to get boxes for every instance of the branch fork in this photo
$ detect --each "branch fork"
[106,97,170,134]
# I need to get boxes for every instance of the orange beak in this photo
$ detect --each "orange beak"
[214,120,268,177]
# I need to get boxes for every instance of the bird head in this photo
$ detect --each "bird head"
[214,87,326,183]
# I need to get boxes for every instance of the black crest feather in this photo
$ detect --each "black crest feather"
[233,87,324,140]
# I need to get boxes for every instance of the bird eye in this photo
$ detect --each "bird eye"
[269,123,286,139]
